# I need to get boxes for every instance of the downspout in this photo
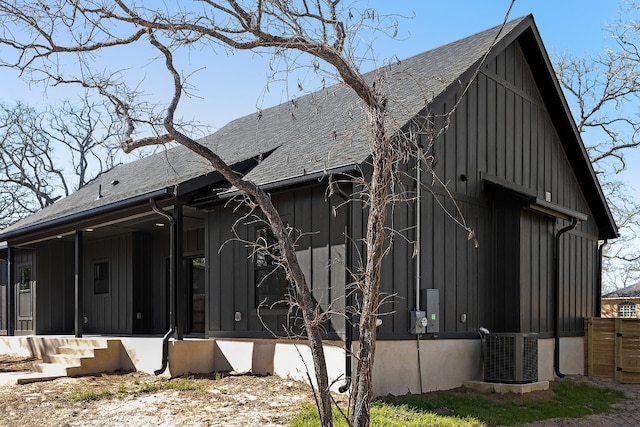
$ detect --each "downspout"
[415,153,423,393]
[335,182,353,394]
[596,240,607,317]
[415,152,422,313]
[554,217,579,378]
[150,198,176,376]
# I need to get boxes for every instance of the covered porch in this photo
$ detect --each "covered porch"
[0,199,206,339]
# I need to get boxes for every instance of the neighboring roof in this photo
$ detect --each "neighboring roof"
[603,283,640,299]
[0,14,617,242]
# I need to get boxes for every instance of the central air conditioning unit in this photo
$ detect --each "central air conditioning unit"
[483,332,538,384]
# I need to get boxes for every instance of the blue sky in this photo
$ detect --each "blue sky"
[0,1,623,131]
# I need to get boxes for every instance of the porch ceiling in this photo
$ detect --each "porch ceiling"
[42,206,205,244]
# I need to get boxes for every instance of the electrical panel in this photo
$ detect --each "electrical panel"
[425,289,439,333]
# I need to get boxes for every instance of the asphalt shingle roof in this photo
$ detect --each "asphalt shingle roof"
[0,15,537,239]
[603,283,640,299]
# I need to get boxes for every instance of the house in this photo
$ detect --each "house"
[601,284,640,318]
[0,14,617,395]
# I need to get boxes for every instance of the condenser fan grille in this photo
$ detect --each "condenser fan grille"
[483,333,538,384]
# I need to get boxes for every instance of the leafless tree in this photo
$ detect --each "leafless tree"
[554,1,640,291]
[0,1,507,425]
[0,98,120,228]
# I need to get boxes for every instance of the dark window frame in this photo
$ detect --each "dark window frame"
[254,227,290,311]
[93,260,110,295]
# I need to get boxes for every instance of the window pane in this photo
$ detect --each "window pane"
[94,261,110,294]
[255,265,289,309]
[19,266,31,291]
[618,302,636,318]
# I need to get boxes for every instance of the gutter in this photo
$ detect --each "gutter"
[554,217,579,378]
[150,198,176,376]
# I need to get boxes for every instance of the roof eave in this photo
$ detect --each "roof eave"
[0,187,173,246]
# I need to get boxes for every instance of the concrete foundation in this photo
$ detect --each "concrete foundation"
[0,335,585,396]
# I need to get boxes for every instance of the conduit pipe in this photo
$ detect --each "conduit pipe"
[150,198,176,376]
[553,217,579,378]
[334,182,353,394]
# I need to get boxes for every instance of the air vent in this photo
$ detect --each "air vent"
[483,332,538,384]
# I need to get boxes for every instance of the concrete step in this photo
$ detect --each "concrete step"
[56,345,96,357]
[31,339,122,378]
[0,371,65,386]
[31,362,73,376]
[45,353,86,366]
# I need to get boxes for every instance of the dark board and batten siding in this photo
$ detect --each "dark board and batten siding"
[373,39,602,336]
[0,259,6,333]
[83,234,133,334]
[206,184,347,338]
[34,240,75,334]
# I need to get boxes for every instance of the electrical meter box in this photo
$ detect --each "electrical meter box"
[410,289,439,334]
[425,289,439,333]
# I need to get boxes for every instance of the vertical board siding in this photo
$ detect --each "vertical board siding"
[206,183,346,337]
[84,234,133,334]
[403,40,602,335]
[132,232,155,334]
[34,241,74,334]
[0,259,6,332]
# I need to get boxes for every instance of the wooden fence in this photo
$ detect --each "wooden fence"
[585,317,640,383]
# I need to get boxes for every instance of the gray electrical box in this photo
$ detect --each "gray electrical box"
[425,289,439,333]
[410,289,440,334]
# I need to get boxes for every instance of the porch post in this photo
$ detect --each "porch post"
[175,203,184,340]
[75,230,84,338]
[7,246,15,336]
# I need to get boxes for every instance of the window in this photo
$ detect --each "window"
[18,266,31,291]
[618,302,636,318]
[94,261,110,294]
[254,228,289,309]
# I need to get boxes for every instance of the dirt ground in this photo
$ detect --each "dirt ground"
[0,355,616,427]
[0,354,344,427]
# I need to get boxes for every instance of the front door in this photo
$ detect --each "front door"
[188,257,206,333]
[16,262,33,333]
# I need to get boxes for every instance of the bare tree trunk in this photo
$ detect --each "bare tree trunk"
[251,188,333,427]
[350,102,390,427]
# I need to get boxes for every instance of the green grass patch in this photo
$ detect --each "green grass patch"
[290,402,483,427]
[381,381,625,426]
[68,389,113,402]
[291,380,624,427]
[67,376,201,402]
[138,376,201,393]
